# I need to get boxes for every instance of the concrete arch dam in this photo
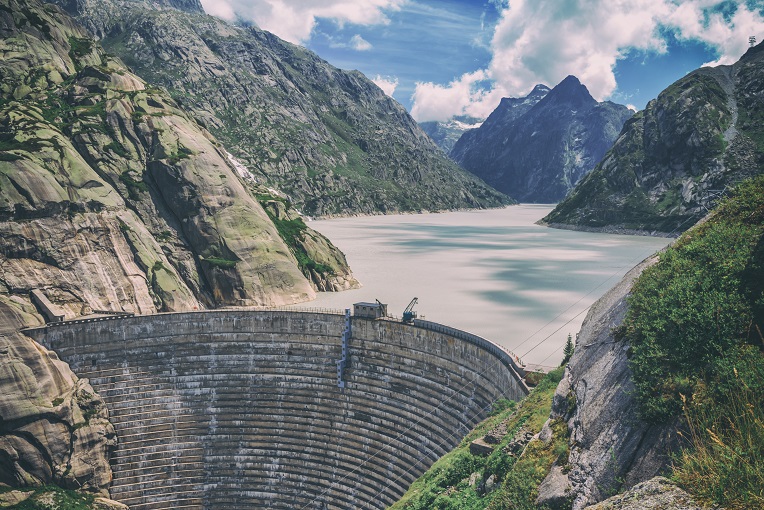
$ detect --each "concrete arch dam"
[26,311,528,509]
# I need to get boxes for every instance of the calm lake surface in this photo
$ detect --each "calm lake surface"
[295,205,670,368]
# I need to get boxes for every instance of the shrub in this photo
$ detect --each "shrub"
[624,176,764,423]
[203,256,237,269]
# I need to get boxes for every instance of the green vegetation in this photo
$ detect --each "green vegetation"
[118,171,149,200]
[167,145,193,164]
[258,196,334,276]
[0,485,96,509]
[68,37,93,58]
[155,230,173,242]
[620,176,764,508]
[104,141,129,158]
[1,485,98,509]
[390,368,566,510]
[202,256,238,269]
[560,334,575,366]
[623,176,764,422]
[672,345,764,509]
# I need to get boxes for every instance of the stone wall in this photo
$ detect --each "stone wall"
[26,311,526,509]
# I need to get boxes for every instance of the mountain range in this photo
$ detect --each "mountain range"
[450,78,632,203]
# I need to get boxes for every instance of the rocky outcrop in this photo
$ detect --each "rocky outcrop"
[451,78,632,202]
[536,256,678,510]
[0,0,358,315]
[543,43,764,233]
[583,477,714,510]
[0,297,116,497]
[54,0,509,217]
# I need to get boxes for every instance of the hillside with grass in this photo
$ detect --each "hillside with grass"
[53,0,510,217]
[389,368,569,510]
[620,175,764,509]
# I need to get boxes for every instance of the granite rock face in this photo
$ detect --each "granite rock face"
[0,0,358,316]
[0,298,116,496]
[544,43,764,233]
[451,78,632,203]
[583,477,715,510]
[536,256,678,510]
[54,0,509,217]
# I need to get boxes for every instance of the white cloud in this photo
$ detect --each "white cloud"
[200,0,405,44]
[410,70,505,122]
[410,0,764,122]
[203,0,235,20]
[350,34,373,51]
[627,104,638,112]
[372,75,399,96]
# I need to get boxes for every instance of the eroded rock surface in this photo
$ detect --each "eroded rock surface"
[0,298,115,496]
[537,257,678,510]
[583,477,715,510]
[0,0,357,314]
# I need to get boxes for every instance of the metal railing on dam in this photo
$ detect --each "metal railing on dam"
[25,310,529,510]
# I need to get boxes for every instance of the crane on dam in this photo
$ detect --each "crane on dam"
[402,297,418,323]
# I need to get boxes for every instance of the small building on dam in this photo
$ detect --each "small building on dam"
[25,309,528,509]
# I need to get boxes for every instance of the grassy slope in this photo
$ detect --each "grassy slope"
[389,368,568,510]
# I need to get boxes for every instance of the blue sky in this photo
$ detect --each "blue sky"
[201,0,764,121]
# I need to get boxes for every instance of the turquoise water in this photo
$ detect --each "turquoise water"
[298,205,670,368]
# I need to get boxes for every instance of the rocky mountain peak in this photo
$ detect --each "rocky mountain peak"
[451,75,632,202]
[529,83,551,97]
[541,75,596,109]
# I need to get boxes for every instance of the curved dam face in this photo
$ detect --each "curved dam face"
[26,311,527,509]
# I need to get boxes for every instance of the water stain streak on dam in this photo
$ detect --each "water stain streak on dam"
[26,311,528,509]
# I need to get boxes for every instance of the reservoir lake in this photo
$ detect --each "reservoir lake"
[294,205,671,368]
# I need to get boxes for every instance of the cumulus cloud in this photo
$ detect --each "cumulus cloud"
[199,0,405,44]
[410,70,506,122]
[350,34,373,51]
[410,0,764,122]
[372,75,399,96]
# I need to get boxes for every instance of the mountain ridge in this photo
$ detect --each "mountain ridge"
[54,0,510,217]
[542,42,764,234]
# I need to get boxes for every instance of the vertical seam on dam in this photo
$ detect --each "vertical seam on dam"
[24,311,528,510]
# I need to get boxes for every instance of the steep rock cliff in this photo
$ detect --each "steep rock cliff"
[55,0,509,216]
[543,43,764,234]
[535,256,678,510]
[451,78,632,203]
[0,0,358,316]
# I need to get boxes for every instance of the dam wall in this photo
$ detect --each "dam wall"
[26,311,527,509]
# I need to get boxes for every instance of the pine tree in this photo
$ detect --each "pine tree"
[561,333,575,366]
